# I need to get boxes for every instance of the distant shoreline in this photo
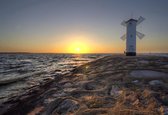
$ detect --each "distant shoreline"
[0,52,109,54]
[0,52,167,54]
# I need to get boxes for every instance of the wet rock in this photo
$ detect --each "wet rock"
[84,82,104,90]
[51,99,79,115]
[139,60,149,64]
[44,98,56,104]
[142,89,153,98]
[149,80,164,86]
[85,96,116,109]
[85,83,96,90]
[2,55,168,115]
[104,97,116,107]
[52,91,67,97]
[63,82,73,87]
[160,96,168,106]
[132,99,140,106]
[58,81,74,89]
[80,109,108,115]
[125,91,138,103]
[27,106,44,115]
[163,64,168,68]
[130,70,168,79]
[44,98,64,115]
[87,98,103,108]
[160,106,168,115]
[109,85,123,97]
[132,80,139,84]
[64,87,77,92]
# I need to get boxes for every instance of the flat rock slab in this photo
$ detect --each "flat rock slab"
[130,70,168,79]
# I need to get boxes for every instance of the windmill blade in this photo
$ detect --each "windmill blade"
[121,20,127,26]
[136,16,145,26]
[136,31,145,39]
[120,34,126,40]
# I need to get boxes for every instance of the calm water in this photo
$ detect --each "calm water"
[0,53,107,103]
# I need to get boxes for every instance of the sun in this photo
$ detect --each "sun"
[68,41,90,54]
[75,47,81,53]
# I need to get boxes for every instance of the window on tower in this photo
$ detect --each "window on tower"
[130,34,133,37]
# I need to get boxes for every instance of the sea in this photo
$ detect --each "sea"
[0,53,108,104]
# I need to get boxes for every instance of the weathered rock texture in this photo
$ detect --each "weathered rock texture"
[1,55,168,115]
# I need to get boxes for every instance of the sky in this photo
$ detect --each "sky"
[0,0,168,53]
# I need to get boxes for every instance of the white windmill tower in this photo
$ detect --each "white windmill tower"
[121,16,145,56]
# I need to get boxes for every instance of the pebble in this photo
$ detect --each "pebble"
[149,80,164,86]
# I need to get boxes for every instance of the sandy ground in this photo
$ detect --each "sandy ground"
[1,55,168,115]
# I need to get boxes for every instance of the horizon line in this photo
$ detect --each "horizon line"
[0,52,167,54]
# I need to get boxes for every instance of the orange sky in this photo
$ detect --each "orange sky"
[0,0,168,53]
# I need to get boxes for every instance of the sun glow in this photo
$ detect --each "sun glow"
[75,47,81,52]
[59,33,94,53]
[68,41,90,54]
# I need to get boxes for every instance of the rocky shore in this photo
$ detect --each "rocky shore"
[1,55,168,115]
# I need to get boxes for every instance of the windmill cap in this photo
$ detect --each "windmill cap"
[126,18,138,23]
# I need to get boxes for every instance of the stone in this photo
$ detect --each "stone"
[139,60,149,64]
[130,70,168,79]
[149,80,164,86]
[164,65,168,68]
[52,99,79,115]
[160,106,168,115]
[110,86,123,97]
[84,82,104,90]
[132,99,140,106]
[132,80,139,84]
[63,82,73,87]
[85,83,96,90]
[52,91,67,97]
[63,88,76,92]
